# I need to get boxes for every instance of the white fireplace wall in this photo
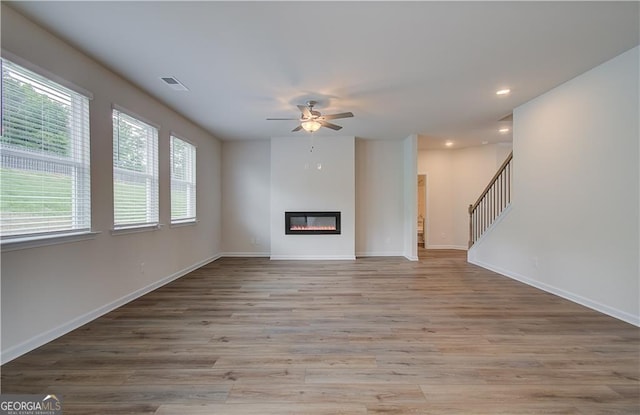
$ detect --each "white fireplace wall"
[270,136,355,259]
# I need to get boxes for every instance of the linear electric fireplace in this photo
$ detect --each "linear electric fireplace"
[285,211,341,235]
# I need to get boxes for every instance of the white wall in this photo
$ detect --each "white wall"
[221,140,270,256]
[270,136,355,259]
[452,144,513,246]
[222,137,409,258]
[418,150,455,248]
[355,139,405,256]
[418,143,511,249]
[403,135,418,260]
[1,5,222,362]
[469,46,639,325]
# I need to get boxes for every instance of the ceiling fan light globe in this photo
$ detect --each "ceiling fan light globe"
[301,120,321,132]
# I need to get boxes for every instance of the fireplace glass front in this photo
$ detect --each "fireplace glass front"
[285,211,341,235]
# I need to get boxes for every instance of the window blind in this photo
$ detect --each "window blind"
[0,58,91,239]
[170,135,196,223]
[112,109,158,229]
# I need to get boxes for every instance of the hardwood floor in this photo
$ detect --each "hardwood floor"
[2,250,638,414]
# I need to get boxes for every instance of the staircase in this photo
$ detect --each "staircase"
[468,152,513,247]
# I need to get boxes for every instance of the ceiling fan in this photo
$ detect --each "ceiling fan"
[267,100,354,132]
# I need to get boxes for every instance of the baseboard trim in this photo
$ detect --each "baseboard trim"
[426,245,468,250]
[270,255,356,260]
[1,254,219,364]
[356,251,404,257]
[220,251,270,257]
[468,257,640,327]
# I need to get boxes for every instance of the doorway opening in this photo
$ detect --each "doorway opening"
[417,174,426,252]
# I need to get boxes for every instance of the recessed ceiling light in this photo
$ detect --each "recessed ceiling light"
[499,128,510,133]
[445,141,454,147]
[496,88,511,96]
[482,141,489,145]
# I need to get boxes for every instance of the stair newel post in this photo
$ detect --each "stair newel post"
[468,204,474,248]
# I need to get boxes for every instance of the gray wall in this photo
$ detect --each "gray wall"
[1,5,223,362]
[469,46,639,325]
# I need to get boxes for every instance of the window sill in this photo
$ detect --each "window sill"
[1,231,101,252]
[110,224,163,236]
[170,219,198,228]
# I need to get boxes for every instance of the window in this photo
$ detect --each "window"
[112,108,158,229]
[0,59,91,240]
[170,135,196,223]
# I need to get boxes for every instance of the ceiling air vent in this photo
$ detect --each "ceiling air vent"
[160,76,189,91]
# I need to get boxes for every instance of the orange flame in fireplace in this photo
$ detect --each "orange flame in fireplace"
[290,225,337,231]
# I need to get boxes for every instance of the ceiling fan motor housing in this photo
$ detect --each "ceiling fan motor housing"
[267,100,353,132]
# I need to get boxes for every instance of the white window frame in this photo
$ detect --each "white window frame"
[0,57,93,247]
[112,106,159,231]
[170,134,197,224]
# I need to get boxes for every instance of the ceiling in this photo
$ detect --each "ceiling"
[7,1,639,149]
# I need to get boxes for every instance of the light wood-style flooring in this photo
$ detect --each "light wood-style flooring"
[2,250,639,414]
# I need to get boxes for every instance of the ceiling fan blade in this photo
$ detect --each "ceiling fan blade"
[291,125,303,132]
[266,117,299,120]
[297,105,312,119]
[319,121,342,131]
[321,112,354,120]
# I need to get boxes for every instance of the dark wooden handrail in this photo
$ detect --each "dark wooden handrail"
[470,151,513,212]
[468,152,513,247]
